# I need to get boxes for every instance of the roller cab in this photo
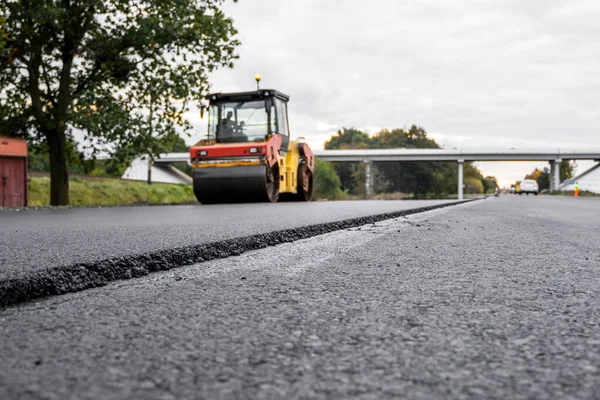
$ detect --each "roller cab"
[190,85,314,204]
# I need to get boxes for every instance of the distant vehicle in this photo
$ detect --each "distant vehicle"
[494,186,500,197]
[519,179,539,195]
[509,184,516,194]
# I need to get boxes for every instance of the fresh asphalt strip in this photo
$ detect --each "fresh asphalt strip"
[0,199,478,308]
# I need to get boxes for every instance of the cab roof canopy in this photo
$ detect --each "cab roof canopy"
[205,89,289,103]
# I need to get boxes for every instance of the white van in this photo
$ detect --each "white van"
[519,179,539,195]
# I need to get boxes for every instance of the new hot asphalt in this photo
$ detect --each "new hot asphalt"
[0,200,460,306]
[0,200,454,279]
[1,195,599,399]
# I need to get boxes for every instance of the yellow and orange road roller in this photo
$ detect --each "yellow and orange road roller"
[189,76,314,204]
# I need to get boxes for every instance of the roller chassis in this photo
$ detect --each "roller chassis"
[190,87,314,204]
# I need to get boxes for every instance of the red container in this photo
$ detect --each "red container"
[0,137,28,207]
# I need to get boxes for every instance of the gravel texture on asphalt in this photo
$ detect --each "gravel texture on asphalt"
[1,195,599,399]
[0,200,468,307]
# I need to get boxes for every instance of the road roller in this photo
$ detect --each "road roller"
[189,76,315,204]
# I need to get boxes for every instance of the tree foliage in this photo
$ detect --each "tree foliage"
[324,128,371,150]
[29,133,191,178]
[323,126,490,197]
[313,159,345,200]
[559,160,575,182]
[534,168,550,191]
[525,168,543,182]
[0,15,7,54]
[482,176,498,194]
[0,0,239,204]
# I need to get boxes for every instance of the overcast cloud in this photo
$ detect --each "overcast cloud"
[186,0,600,186]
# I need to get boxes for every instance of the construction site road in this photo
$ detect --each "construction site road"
[0,200,461,306]
[1,196,599,399]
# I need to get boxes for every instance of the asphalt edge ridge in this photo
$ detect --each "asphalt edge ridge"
[1,199,480,308]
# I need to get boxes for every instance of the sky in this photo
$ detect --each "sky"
[186,0,600,187]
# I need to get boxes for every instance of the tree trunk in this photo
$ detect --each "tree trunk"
[46,129,70,206]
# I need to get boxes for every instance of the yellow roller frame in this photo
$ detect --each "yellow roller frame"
[276,140,301,194]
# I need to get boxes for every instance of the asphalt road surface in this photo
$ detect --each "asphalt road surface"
[0,200,454,279]
[1,196,599,399]
[0,200,461,306]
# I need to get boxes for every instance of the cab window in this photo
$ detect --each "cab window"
[275,99,289,137]
[214,100,270,143]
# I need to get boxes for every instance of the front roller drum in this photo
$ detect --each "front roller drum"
[193,164,279,204]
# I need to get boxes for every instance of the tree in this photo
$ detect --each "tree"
[560,160,575,182]
[0,15,7,54]
[324,128,370,195]
[483,175,498,194]
[525,168,543,181]
[313,159,344,200]
[324,127,371,150]
[345,162,389,198]
[322,125,491,198]
[371,126,439,150]
[170,135,190,153]
[372,126,447,197]
[0,0,239,205]
[536,167,550,191]
[465,177,484,194]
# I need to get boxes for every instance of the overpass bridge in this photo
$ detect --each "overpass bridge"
[123,148,600,200]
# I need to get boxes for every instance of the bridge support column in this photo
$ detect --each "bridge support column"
[550,162,555,192]
[458,159,464,200]
[364,160,373,198]
[550,159,561,192]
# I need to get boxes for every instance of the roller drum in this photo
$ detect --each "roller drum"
[193,165,279,204]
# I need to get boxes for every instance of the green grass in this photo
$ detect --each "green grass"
[28,176,197,207]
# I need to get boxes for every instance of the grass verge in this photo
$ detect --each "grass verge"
[28,176,197,207]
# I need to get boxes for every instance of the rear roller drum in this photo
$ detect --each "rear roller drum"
[295,162,313,201]
[278,162,313,202]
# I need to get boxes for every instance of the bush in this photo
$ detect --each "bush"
[89,167,108,177]
[465,177,484,194]
[313,159,346,200]
[28,152,51,172]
